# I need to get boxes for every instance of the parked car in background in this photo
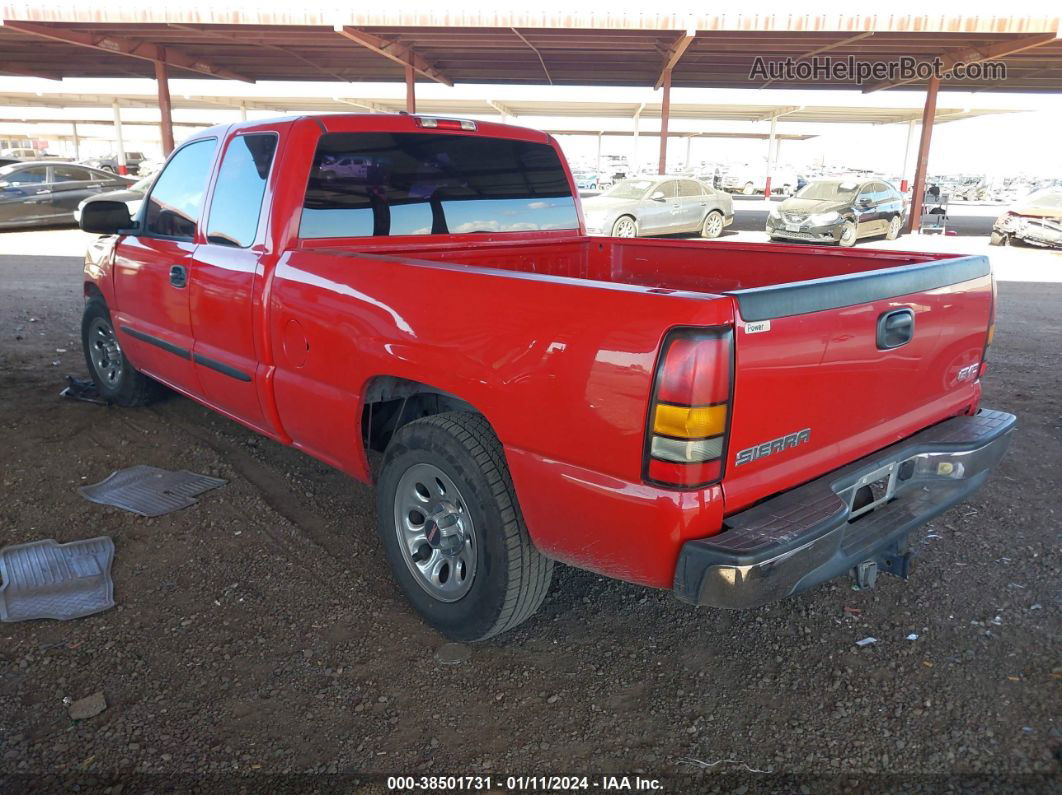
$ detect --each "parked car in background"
[572,170,600,191]
[0,147,46,161]
[582,176,733,238]
[991,188,1062,249]
[0,161,132,229]
[767,177,905,247]
[719,164,798,196]
[136,157,166,178]
[81,151,147,175]
[75,174,153,224]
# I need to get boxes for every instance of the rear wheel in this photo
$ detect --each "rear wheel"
[611,215,637,238]
[375,412,553,642]
[81,299,159,406]
[701,211,724,239]
[885,215,902,240]
[742,182,755,195]
[838,220,858,247]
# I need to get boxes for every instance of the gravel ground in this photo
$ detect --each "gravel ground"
[0,231,1059,792]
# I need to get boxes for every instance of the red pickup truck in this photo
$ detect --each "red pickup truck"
[79,114,1015,641]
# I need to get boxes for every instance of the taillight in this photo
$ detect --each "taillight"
[414,116,477,131]
[980,277,997,379]
[644,328,733,488]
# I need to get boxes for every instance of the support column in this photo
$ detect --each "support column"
[658,68,671,175]
[685,135,692,171]
[239,101,248,122]
[764,116,777,198]
[405,65,416,113]
[632,116,640,175]
[71,121,80,161]
[596,133,603,176]
[154,60,174,156]
[906,76,939,234]
[900,119,916,192]
[111,100,126,175]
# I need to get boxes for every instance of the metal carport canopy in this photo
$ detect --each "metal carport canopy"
[1,7,1059,228]
[0,9,1061,91]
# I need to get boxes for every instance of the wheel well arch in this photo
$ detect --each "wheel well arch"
[84,282,105,303]
[360,376,484,453]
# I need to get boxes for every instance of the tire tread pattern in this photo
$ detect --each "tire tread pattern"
[406,412,553,640]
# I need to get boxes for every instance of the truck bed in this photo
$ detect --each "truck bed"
[337,235,948,296]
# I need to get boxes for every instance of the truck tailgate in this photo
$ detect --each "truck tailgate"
[722,255,993,514]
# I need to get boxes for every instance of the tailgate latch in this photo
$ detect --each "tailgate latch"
[876,308,915,349]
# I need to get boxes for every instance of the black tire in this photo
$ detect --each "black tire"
[81,299,159,406]
[838,220,858,247]
[375,412,553,641]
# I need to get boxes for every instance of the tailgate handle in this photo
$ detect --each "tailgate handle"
[877,308,914,349]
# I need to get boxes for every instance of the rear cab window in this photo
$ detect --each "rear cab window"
[299,132,578,239]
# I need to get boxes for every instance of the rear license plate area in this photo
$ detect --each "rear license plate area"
[848,462,900,520]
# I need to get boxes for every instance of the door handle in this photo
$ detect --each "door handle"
[169,265,188,288]
[877,308,914,349]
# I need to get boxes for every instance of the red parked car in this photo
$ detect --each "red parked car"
[79,114,1014,641]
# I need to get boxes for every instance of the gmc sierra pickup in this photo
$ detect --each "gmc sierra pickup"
[79,114,1015,641]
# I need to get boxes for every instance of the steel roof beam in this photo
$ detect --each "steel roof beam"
[334,26,453,86]
[656,29,695,90]
[0,19,252,82]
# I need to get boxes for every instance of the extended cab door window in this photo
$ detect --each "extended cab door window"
[191,131,281,430]
[299,132,578,239]
[206,133,278,247]
[143,139,217,239]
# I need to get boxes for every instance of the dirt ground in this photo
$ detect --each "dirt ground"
[0,230,1059,792]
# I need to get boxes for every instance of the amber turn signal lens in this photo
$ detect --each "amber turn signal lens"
[653,402,727,439]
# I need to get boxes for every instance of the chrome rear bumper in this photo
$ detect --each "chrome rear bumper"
[673,410,1016,609]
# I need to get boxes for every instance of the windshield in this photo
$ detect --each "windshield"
[603,179,654,200]
[794,180,859,202]
[0,163,21,177]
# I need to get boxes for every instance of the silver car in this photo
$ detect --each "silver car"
[582,176,734,238]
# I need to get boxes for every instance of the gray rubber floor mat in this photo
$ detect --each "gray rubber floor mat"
[79,465,226,517]
[0,537,115,622]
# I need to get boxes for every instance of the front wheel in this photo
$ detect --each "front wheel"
[838,220,858,247]
[701,211,724,239]
[375,412,553,642]
[989,231,1008,246]
[885,215,902,240]
[81,299,159,406]
[611,216,637,238]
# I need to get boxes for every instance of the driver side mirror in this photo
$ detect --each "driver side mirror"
[79,200,133,235]
[650,190,666,202]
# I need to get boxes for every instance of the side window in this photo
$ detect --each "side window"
[6,166,48,186]
[144,139,217,240]
[875,182,894,202]
[659,181,679,199]
[206,133,278,248]
[857,186,875,205]
[52,165,94,183]
[677,180,702,197]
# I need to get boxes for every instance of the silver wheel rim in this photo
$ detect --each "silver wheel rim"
[88,316,123,386]
[703,213,722,237]
[393,462,477,603]
[889,216,900,237]
[613,217,636,237]
[841,223,856,245]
